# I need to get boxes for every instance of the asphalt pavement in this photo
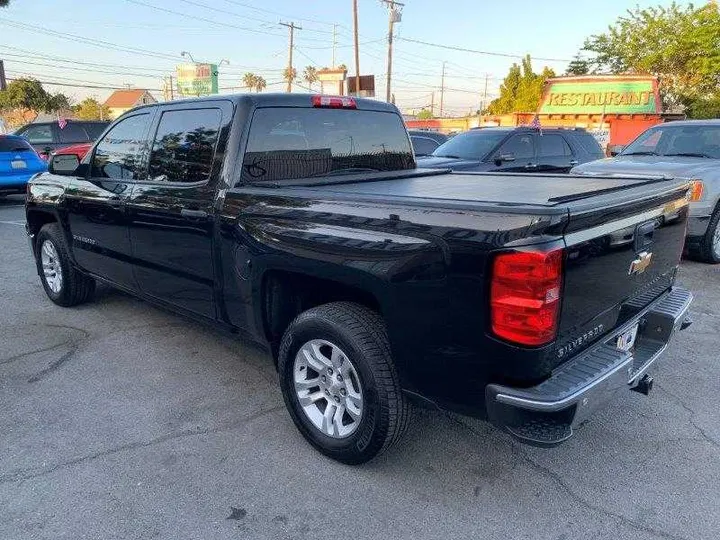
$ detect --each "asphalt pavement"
[1,194,718,540]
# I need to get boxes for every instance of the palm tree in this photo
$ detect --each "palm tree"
[254,76,267,93]
[303,66,318,90]
[242,72,258,92]
[283,67,297,92]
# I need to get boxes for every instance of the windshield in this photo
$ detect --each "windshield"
[622,125,720,159]
[242,108,415,182]
[431,130,507,160]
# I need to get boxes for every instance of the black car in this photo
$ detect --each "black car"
[417,126,604,174]
[408,130,449,157]
[14,120,109,159]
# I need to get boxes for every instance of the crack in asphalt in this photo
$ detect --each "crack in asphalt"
[1,405,284,486]
[0,342,71,367]
[655,384,720,452]
[446,413,691,540]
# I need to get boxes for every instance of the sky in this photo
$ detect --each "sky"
[0,0,686,115]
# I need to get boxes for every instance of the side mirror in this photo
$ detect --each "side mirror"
[48,154,80,175]
[496,152,516,163]
[608,144,625,157]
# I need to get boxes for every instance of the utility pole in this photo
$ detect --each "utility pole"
[478,73,488,126]
[381,0,403,103]
[439,61,446,117]
[332,24,338,67]
[0,60,6,91]
[352,0,360,96]
[430,91,434,116]
[280,21,301,93]
[169,75,175,101]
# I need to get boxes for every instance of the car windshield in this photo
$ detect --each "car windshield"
[431,130,507,160]
[622,125,720,159]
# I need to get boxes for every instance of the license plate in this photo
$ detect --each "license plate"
[10,160,27,169]
[616,323,639,352]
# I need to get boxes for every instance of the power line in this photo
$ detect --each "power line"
[6,76,162,91]
[219,0,337,27]
[395,37,572,63]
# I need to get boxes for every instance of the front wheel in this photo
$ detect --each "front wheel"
[278,302,411,464]
[697,206,720,264]
[35,223,95,307]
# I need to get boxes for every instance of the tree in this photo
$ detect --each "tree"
[253,76,267,93]
[0,78,70,117]
[0,0,10,6]
[242,72,258,92]
[582,3,720,115]
[283,67,297,89]
[73,97,111,120]
[417,109,433,120]
[486,56,555,114]
[303,66,318,90]
[565,54,590,76]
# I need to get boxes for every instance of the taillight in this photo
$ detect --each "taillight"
[689,180,704,201]
[490,249,563,347]
[311,95,357,109]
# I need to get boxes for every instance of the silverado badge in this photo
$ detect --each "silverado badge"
[629,251,653,275]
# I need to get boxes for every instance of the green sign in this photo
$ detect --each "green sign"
[539,78,659,114]
[176,63,219,96]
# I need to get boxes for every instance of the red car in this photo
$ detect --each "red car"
[51,142,92,161]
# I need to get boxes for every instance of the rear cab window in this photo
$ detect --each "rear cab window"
[241,107,414,182]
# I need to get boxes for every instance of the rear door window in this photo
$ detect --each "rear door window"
[242,108,414,182]
[537,134,572,157]
[147,108,222,183]
[84,123,109,140]
[19,124,54,145]
[91,113,152,180]
[497,134,535,160]
[58,123,90,144]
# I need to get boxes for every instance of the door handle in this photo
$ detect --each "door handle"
[180,208,209,219]
[569,159,579,166]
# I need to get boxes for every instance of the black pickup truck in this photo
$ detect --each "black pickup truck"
[26,94,693,464]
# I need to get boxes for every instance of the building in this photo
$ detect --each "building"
[406,75,685,152]
[103,89,157,120]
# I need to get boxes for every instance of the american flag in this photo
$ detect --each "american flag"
[57,114,68,130]
[527,114,541,130]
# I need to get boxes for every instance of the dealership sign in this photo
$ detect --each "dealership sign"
[176,63,219,96]
[539,77,660,115]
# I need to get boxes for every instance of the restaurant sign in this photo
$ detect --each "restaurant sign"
[176,63,219,96]
[539,77,660,115]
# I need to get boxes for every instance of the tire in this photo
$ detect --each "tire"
[35,223,95,307]
[278,302,411,464]
[696,205,720,264]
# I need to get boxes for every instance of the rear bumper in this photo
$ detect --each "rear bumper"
[0,171,42,194]
[485,287,693,447]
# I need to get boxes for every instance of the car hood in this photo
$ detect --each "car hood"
[53,143,93,157]
[415,156,484,170]
[571,155,718,179]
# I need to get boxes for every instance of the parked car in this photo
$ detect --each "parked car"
[14,120,109,160]
[572,120,720,263]
[0,135,47,196]
[408,129,448,157]
[26,93,692,463]
[417,126,604,173]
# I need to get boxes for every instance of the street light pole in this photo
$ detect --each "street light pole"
[381,0,403,103]
[352,0,360,96]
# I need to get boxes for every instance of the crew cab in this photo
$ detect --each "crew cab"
[25,94,693,464]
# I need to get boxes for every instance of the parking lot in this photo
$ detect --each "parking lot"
[0,194,718,540]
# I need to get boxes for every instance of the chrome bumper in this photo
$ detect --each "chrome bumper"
[485,287,693,447]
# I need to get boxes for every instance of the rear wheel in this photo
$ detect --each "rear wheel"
[278,302,411,464]
[35,223,95,306]
[696,205,720,264]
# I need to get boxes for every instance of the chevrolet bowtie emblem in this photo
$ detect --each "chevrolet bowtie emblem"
[629,251,653,275]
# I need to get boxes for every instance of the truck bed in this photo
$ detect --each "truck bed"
[272,170,675,211]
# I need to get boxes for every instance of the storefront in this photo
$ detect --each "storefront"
[406,75,684,152]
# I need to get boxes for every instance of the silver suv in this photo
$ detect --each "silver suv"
[572,120,720,263]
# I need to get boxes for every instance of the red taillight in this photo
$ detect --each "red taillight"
[311,95,357,109]
[490,249,563,347]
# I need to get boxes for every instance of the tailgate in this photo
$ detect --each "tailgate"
[554,180,689,362]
